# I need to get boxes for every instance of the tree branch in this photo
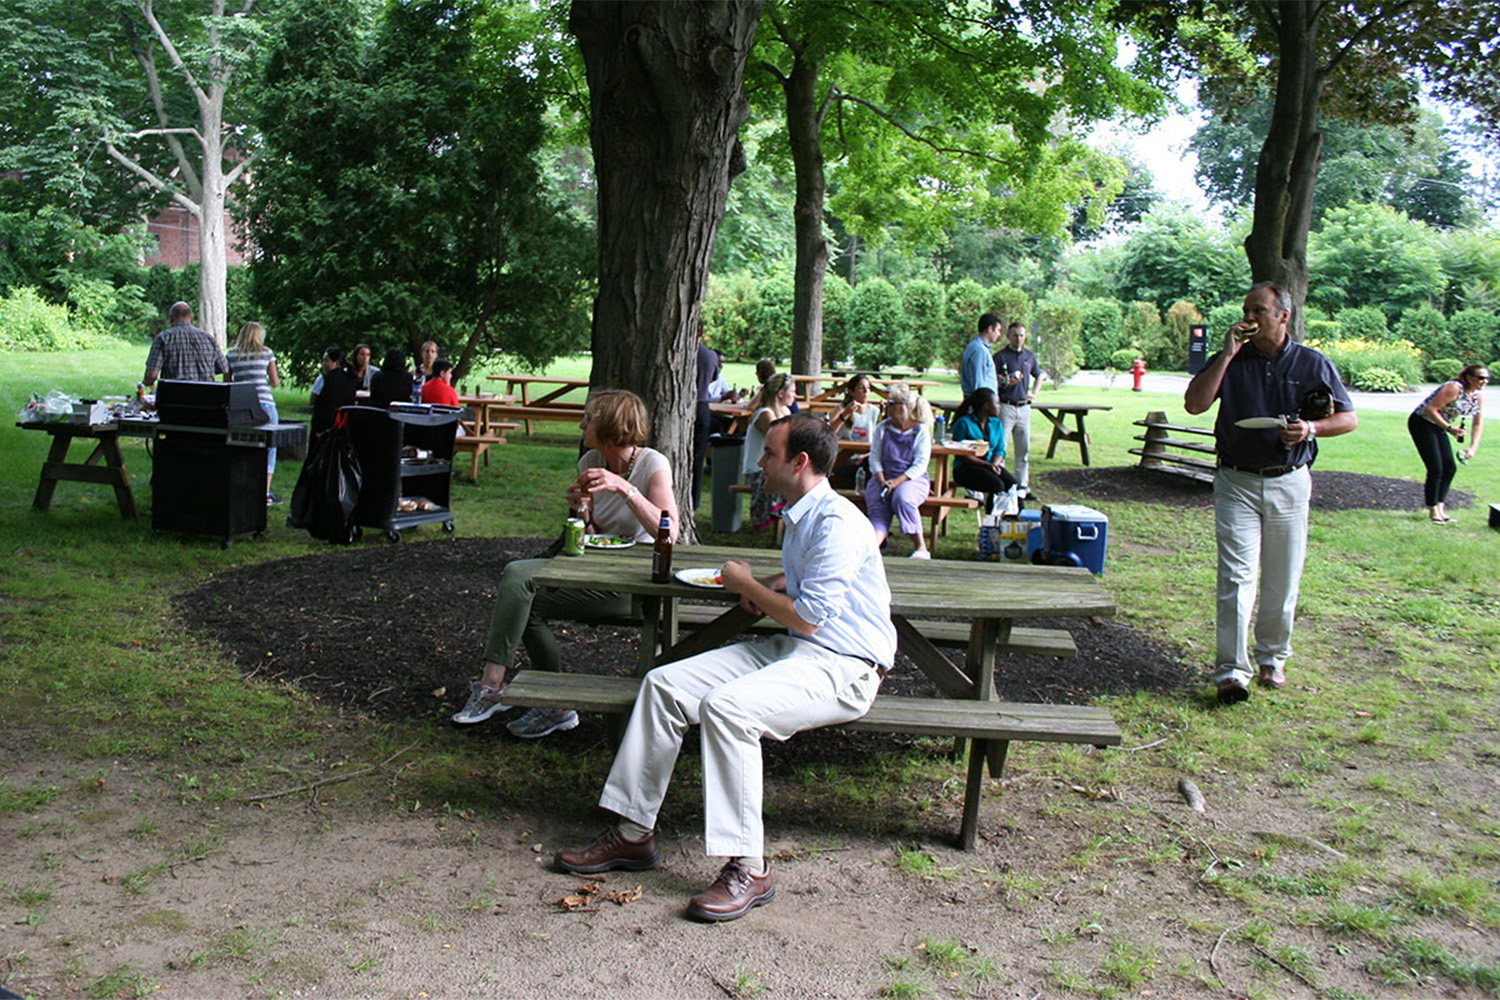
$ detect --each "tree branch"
[103,142,201,217]
[135,0,208,104]
[833,90,1010,165]
[126,126,206,143]
[224,153,255,187]
[119,7,202,199]
[1323,2,1414,77]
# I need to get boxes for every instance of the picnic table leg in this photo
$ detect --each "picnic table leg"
[956,618,1002,849]
[637,595,662,676]
[1076,414,1091,465]
[32,432,73,511]
[1044,410,1066,459]
[98,434,138,520]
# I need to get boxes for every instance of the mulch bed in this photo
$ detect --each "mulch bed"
[176,467,1440,767]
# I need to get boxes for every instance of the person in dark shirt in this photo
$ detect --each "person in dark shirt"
[1184,281,1357,704]
[994,322,1042,496]
[309,346,358,436]
[369,348,414,408]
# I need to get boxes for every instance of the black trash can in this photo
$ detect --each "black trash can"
[709,433,745,532]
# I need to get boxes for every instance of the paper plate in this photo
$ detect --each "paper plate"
[1234,416,1286,429]
[584,533,636,549]
[675,567,724,589]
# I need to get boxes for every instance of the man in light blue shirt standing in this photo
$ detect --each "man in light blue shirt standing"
[556,414,896,923]
[961,312,1003,399]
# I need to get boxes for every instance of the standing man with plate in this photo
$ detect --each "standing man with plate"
[1185,282,1357,705]
[995,322,1042,497]
[555,414,895,922]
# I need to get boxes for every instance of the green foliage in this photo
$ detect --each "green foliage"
[1113,204,1247,313]
[1078,297,1124,369]
[821,274,854,366]
[1437,228,1500,313]
[1309,203,1446,318]
[1447,309,1500,363]
[900,278,946,371]
[1208,303,1242,338]
[751,273,795,362]
[1109,347,1139,370]
[248,0,592,380]
[989,282,1032,329]
[1033,292,1083,388]
[1425,357,1463,382]
[1314,338,1423,389]
[1352,366,1409,392]
[0,286,90,352]
[848,278,908,370]
[1306,318,1342,341]
[703,272,762,360]
[1151,299,1203,371]
[1122,300,1163,368]
[1396,304,1453,360]
[1334,305,1393,342]
[940,277,988,369]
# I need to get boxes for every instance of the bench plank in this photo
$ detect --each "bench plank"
[1132,419,1216,437]
[1132,434,1218,455]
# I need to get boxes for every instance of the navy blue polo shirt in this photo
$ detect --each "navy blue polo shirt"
[1211,338,1353,470]
[995,346,1040,405]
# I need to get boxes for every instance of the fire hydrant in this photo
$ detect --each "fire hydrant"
[1130,357,1147,391]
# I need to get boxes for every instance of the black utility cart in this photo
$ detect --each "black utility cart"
[342,404,459,542]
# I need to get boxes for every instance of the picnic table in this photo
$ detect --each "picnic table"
[513,543,1119,847]
[453,392,520,482]
[17,420,138,520]
[789,373,939,410]
[837,437,985,547]
[483,374,589,434]
[931,399,1113,466]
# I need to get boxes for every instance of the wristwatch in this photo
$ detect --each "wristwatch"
[623,485,641,501]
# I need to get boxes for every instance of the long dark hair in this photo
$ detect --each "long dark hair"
[953,386,996,424]
[1460,363,1489,388]
[842,373,870,406]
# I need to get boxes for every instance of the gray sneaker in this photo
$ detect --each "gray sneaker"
[451,681,510,724]
[507,707,579,739]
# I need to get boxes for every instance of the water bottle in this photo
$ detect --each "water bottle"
[933,415,946,443]
[855,464,868,493]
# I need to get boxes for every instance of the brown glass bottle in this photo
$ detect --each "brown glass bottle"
[651,512,673,583]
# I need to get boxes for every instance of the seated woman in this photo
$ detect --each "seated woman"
[950,387,1018,513]
[866,386,932,558]
[452,389,680,739]
[349,342,380,393]
[828,373,878,488]
[740,372,797,529]
[368,347,413,408]
[410,340,439,402]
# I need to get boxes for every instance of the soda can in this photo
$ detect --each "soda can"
[562,517,586,556]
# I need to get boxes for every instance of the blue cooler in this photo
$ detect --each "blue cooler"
[1019,508,1043,560]
[1040,504,1109,575]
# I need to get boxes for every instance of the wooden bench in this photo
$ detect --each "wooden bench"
[502,671,1121,848]
[451,422,520,482]
[1130,410,1217,483]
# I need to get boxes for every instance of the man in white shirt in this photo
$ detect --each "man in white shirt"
[556,414,896,922]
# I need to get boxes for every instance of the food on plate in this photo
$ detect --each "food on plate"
[675,567,724,588]
[584,533,636,549]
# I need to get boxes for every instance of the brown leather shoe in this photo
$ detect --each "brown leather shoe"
[1216,677,1250,705]
[686,860,776,922]
[555,826,659,874]
[1257,664,1286,689]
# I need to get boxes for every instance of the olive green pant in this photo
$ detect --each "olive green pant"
[483,557,634,673]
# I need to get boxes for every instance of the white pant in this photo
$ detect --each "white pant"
[598,635,882,858]
[1213,466,1311,685]
[1001,403,1033,488]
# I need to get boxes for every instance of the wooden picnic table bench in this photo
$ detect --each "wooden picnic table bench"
[930,400,1112,466]
[507,544,1120,848]
[484,374,590,434]
[1131,410,1217,483]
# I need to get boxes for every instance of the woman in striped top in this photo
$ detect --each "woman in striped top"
[225,321,282,504]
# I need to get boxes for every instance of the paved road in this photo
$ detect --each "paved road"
[1064,370,1496,415]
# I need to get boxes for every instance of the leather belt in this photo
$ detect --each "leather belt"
[1000,400,1029,407]
[1220,463,1305,478]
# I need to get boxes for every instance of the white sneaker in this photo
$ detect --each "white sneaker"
[909,550,931,560]
[451,681,510,724]
[507,707,580,739]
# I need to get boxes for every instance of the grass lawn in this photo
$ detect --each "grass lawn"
[3,340,1498,998]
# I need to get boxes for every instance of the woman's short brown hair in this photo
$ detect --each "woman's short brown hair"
[586,389,649,447]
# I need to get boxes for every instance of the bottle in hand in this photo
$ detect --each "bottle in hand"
[651,512,673,583]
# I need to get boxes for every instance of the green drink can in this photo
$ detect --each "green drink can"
[563,517,586,556]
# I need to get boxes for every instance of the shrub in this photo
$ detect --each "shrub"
[1352,366,1408,392]
[821,274,854,366]
[988,282,1031,330]
[1395,304,1453,361]
[1425,357,1463,383]
[1122,301,1163,367]
[63,276,158,340]
[1333,305,1391,342]
[750,273,794,361]
[702,271,761,359]
[1313,337,1423,389]
[1305,319,1342,341]
[901,278,946,370]
[1447,309,1500,363]
[1033,292,1083,388]
[0,286,91,351]
[1208,303,1241,337]
[941,277,988,369]
[848,277,907,370]
[1078,298,1124,369]
[1109,348,1139,370]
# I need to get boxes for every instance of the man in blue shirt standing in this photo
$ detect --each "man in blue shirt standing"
[960,312,1002,399]
[556,414,895,922]
[1185,282,1357,705]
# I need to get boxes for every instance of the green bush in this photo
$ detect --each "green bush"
[1208,303,1241,337]
[1033,292,1083,388]
[1078,298,1124,369]
[1333,305,1391,341]
[750,273,794,361]
[0,286,92,352]
[1315,337,1423,389]
[1122,301,1163,368]
[1352,366,1408,392]
[702,271,761,359]
[1425,357,1463,383]
[63,276,158,340]
[1396,304,1453,361]
[821,274,854,366]
[848,277,907,370]
[1109,347,1139,370]
[1448,309,1499,363]
[1305,319,1341,340]
[941,277,987,369]
[900,278,946,370]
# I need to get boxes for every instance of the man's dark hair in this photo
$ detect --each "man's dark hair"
[978,312,1001,333]
[168,301,193,323]
[432,359,454,376]
[774,413,837,476]
[1007,321,1026,335]
[323,345,345,364]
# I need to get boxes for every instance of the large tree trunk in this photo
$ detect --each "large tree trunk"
[773,26,827,381]
[197,110,229,349]
[570,1,761,539]
[1244,0,1326,342]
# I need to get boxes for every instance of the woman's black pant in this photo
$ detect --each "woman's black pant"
[953,460,1018,501]
[1408,412,1455,507]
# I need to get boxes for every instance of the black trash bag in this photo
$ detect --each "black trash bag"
[287,417,363,543]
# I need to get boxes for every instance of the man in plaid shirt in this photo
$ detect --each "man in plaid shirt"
[143,302,227,387]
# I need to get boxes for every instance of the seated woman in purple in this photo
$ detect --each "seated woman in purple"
[865,386,932,559]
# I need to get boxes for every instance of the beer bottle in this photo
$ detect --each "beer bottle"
[651,512,673,583]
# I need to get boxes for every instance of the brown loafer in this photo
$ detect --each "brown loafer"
[686,860,776,922]
[1216,677,1250,705]
[1257,664,1286,689]
[555,825,659,874]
